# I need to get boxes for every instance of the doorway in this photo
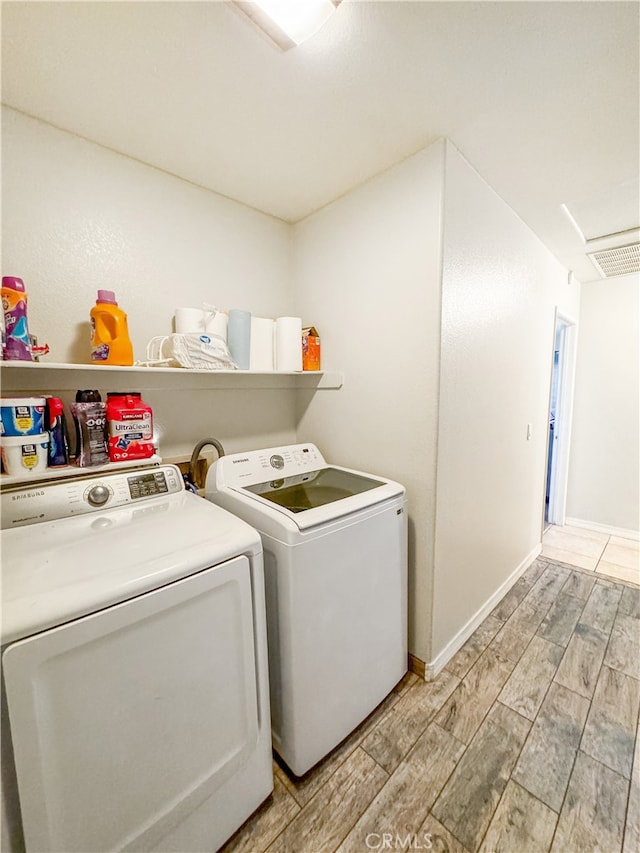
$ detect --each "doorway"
[545,312,577,529]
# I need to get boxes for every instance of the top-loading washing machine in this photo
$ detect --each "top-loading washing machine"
[205,443,407,776]
[1,464,272,853]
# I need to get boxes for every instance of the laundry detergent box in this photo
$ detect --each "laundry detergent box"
[106,393,154,462]
[302,326,321,371]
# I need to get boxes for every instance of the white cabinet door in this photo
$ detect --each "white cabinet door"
[3,556,259,852]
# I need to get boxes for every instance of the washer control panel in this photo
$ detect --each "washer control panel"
[1,465,183,529]
[220,443,326,486]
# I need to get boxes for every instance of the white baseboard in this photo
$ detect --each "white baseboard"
[565,517,640,542]
[424,544,543,681]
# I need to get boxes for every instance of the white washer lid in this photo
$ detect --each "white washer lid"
[228,476,404,532]
[1,492,261,645]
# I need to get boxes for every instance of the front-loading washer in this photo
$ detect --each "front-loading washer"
[205,443,408,776]
[1,464,272,853]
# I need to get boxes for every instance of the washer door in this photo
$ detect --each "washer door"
[3,556,259,853]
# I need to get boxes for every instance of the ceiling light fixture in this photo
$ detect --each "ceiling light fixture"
[234,0,341,50]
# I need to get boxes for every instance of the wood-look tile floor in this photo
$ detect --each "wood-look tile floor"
[221,559,640,853]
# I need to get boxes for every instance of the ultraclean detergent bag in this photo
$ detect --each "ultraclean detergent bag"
[106,393,154,462]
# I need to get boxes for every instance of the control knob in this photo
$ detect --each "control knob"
[86,484,111,507]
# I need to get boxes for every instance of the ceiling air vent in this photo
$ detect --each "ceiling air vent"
[587,243,640,278]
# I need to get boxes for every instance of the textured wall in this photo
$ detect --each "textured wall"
[293,143,445,662]
[2,107,293,363]
[1,107,298,458]
[432,142,580,661]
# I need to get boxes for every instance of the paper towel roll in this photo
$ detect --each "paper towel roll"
[275,317,303,372]
[174,307,205,334]
[227,309,252,369]
[250,317,275,371]
[205,310,229,341]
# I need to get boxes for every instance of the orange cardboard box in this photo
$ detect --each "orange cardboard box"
[302,326,321,371]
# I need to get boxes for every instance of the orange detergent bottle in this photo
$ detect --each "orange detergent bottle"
[90,290,134,366]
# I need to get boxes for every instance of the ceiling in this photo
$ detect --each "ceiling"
[2,0,639,284]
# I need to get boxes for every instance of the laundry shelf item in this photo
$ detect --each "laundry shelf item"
[0,361,343,392]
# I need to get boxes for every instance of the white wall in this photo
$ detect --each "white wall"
[1,107,298,458]
[293,143,445,662]
[431,143,580,662]
[566,273,640,533]
[292,139,585,667]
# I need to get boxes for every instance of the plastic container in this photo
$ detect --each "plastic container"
[90,290,134,366]
[2,276,33,361]
[1,397,46,436]
[106,392,154,462]
[71,390,108,467]
[227,309,251,370]
[1,433,49,475]
[46,397,70,467]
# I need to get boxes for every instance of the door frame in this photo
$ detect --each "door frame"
[545,310,578,528]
